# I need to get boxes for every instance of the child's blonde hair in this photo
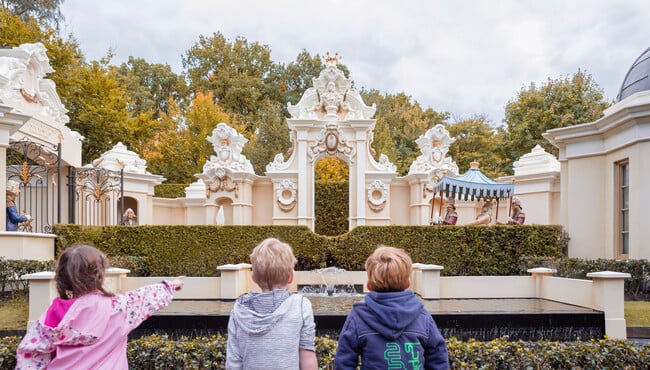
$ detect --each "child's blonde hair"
[56,244,114,299]
[365,245,412,292]
[250,238,297,290]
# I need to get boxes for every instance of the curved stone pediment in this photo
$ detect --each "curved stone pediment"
[287,62,376,121]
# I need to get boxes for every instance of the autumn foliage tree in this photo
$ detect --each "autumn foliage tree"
[501,70,610,168]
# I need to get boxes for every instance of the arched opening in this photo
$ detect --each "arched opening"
[118,196,138,225]
[215,197,234,225]
[314,156,349,235]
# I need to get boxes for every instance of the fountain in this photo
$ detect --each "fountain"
[297,267,363,296]
[115,266,619,341]
[23,265,626,341]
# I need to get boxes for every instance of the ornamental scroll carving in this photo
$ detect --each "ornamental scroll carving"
[276,179,297,212]
[287,52,376,121]
[309,123,355,163]
[196,123,254,198]
[408,124,459,176]
[367,180,388,212]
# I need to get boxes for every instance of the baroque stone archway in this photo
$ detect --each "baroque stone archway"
[266,53,397,230]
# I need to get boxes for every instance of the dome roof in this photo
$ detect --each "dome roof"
[617,46,650,101]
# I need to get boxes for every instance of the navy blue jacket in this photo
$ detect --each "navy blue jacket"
[334,290,449,369]
[6,204,27,231]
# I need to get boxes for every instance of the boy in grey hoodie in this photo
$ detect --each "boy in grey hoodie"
[226,238,318,370]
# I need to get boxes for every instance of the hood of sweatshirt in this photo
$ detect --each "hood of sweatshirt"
[232,289,296,336]
[355,290,424,341]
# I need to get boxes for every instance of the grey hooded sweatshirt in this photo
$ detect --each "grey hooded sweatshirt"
[226,290,316,369]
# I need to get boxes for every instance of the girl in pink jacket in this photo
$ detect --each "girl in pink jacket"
[16,245,184,369]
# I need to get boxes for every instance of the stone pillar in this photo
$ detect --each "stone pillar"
[104,267,130,293]
[217,263,252,299]
[21,271,56,327]
[527,267,556,298]
[412,263,443,299]
[586,271,630,339]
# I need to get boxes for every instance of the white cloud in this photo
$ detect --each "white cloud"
[60,0,650,124]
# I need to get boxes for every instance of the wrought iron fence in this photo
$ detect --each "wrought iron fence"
[7,138,61,233]
[69,166,124,226]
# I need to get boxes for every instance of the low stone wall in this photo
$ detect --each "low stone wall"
[0,232,55,261]
[22,264,631,339]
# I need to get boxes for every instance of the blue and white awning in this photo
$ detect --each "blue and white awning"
[433,165,513,202]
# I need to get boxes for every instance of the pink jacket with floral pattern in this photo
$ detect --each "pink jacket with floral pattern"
[16,282,178,369]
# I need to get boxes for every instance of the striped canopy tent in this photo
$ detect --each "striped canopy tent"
[431,161,514,220]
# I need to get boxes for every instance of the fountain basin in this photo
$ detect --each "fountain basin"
[132,297,604,341]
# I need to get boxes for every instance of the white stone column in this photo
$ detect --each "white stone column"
[527,267,556,298]
[217,263,252,299]
[586,270,630,339]
[104,267,130,293]
[412,263,443,299]
[21,271,56,327]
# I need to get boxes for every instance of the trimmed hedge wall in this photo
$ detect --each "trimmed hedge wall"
[314,180,349,236]
[52,224,565,276]
[1,335,649,369]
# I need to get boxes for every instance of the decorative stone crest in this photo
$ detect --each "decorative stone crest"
[196,123,255,198]
[276,179,297,212]
[367,180,388,212]
[408,124,459,177]
[309,122,355,163]
[287,52,376,121]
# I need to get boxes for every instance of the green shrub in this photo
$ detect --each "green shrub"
[2,335,648,369]
[0,258,54,295]
[52,224,565,277]
[521,256,650,298]
[315,180,349,236]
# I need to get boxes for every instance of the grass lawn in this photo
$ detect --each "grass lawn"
[624,301,650,326]
[0,295,28,330]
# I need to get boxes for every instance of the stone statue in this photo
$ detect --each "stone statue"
[431,198,458,225]
[6,180,31,231]
[466,201,492,226]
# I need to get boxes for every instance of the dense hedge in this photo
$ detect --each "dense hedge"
[52,224,565,276]
[1,335,648,369]
[0,258,54,295]
[314,180,349,236]
[521,256,650,298]
[153,184,189,198]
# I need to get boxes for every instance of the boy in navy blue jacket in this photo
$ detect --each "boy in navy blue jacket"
[334,245,449,369]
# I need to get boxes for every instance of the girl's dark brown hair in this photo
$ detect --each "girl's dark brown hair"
[55,245,114,299]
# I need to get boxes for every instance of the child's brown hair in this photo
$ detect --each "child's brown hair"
[55,245,114,299]
[250,238,296,290]
[365,245,412,292]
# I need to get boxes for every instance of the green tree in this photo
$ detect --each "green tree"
[143,92,230,183]
[183,32,276,135]
[115,57,189,119]
[363,89,449,175]
[502,70,610,169]
[1,0,64,30]
[446,116,507,179]
[64,60,137,163]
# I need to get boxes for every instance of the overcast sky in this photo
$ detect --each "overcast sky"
[59,0,650,125]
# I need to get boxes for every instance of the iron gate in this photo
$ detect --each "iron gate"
[7,138,62,233]
[68,166,124,226]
